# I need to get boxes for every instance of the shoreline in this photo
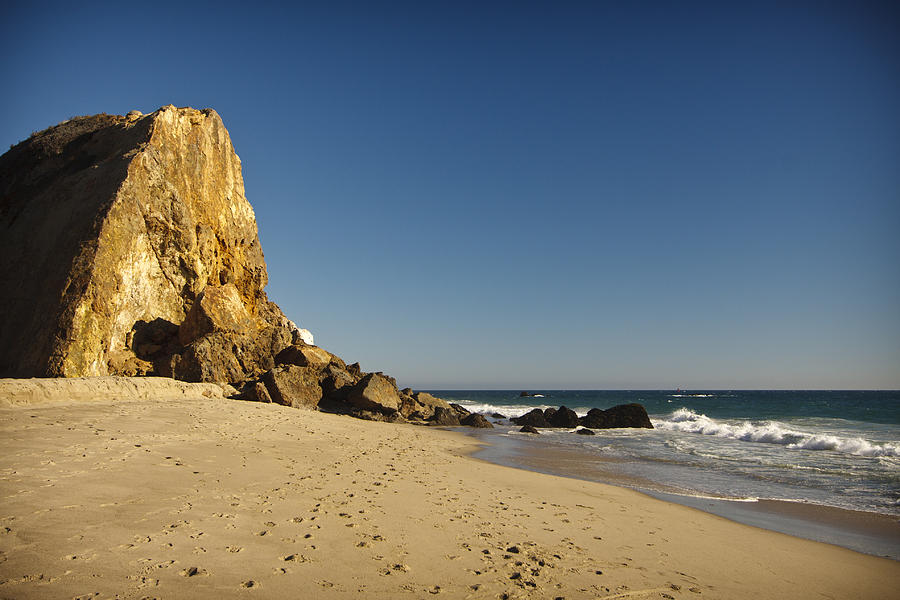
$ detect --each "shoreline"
[463,425,900,560]
[1,385,899,598]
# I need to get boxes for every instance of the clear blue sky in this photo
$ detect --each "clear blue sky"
[2,1,898,389]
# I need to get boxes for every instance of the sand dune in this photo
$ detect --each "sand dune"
[0,379,897,599]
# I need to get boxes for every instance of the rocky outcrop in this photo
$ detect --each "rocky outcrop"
[0,107,482,427]
[580,404,653,429]
[0,106,298,382]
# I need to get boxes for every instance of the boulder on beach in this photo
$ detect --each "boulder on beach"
[519,425,540,434]
[346,373,402,414]
[262,365,323,409]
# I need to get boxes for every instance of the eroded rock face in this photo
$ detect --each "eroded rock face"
[0,106,299,381]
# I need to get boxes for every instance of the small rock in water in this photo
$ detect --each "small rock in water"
[576,428,595,435]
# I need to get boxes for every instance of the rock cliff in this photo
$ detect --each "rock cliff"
[0,106,293,381]
[0,106,462,425]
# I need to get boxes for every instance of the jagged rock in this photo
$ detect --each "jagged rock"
[579,404,653,429]
[519,425,540,434]
[575,427,595,435]
[262,365,323,409]
[275,344,334,369]
[0,106,298,381]
[548,406,580,428]
[491,412,507,419]
[430,406,461,426]
[543,407,558,421]
[406,391,450,420]
[346,362,363,379]
[461,413,494,428]
[346,373,401,413]
[512,408,550,428]
[449,403,471,418]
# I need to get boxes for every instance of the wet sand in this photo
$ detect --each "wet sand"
[1,380,898,599]
[467,425,900,560]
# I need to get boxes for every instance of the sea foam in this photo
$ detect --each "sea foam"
[654,408,899,457]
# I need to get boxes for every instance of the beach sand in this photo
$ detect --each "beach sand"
[1,379,897,599]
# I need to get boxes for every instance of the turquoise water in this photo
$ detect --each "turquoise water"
[429,390,900,516]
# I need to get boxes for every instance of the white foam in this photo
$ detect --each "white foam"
[456,402,554,418]
[654,408,900,457]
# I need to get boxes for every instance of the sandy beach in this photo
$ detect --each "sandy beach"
[1,380,898,599]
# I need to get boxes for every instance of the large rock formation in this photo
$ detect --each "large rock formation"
[0,106,295,382]
[0,106,473,427]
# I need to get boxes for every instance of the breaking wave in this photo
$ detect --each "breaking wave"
[654,408,899,458]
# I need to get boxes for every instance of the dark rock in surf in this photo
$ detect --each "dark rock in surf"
[449,403,471,418]
[579,403,653,429]
[519,425,540,434]
[512,408,551,428]
[548,406,580,428]
[575,427,595,435]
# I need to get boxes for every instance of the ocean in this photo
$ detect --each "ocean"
[428,390,900,558]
